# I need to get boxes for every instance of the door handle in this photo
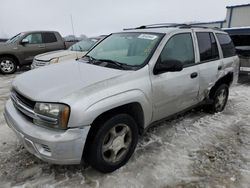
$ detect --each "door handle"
[218,65,222,70]
[190,72,198,79]
[38,45,45,48]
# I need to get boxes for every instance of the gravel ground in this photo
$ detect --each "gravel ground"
[0,71,250,188]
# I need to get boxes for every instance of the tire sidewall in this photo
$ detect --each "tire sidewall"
[88,114,138,173]
[212,84,229,113]
[0,57,17,74]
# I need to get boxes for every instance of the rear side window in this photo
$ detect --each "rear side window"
[42,33,57,43]
[216,33,236,58]
[196,32,219,62]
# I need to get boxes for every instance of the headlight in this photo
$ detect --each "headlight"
[34,102,70,129]
[49,58,59,64]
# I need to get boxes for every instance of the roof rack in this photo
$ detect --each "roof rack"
[123,23,222,31]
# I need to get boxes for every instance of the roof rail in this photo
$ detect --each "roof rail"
[123,23,222,31]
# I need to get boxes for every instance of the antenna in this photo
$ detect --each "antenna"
[70,14,79,60]
[70,14,75,36]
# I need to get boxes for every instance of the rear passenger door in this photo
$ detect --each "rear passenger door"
[195,32,222,100]
[42,32,65,52]
[151,32,200,121]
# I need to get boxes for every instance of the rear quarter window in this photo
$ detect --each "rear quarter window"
[216,33,236,58]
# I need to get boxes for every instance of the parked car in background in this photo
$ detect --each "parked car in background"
[0,31,77,74]
[4,24,239,173]
[31,37,104,69]
[224,27,250,74]
[0,38,8,43]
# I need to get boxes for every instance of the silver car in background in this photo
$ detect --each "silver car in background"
[31,37,104,69]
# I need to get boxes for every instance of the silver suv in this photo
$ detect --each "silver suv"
[4,24,239,173]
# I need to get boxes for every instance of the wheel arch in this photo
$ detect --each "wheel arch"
[82,102,145,163]
[209,72,233,99]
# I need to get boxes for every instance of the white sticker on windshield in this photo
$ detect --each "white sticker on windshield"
[138,34,158,40]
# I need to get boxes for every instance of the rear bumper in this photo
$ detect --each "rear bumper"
[4,99,90,165]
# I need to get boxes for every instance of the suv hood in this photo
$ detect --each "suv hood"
[13,60,126,102]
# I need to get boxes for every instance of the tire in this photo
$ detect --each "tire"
[0,57,17,74]
[206,84,229,113]
[86,114,138,173]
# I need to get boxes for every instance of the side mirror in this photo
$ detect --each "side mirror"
[153,59,183,75]
[21,38,29,45]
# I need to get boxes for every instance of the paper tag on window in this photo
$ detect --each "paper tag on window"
[138,34,158,40]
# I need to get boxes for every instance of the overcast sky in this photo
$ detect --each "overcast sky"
[1,0,250,38]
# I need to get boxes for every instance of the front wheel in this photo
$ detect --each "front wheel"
[206,84,229,113]
[0,57,17,74]
[86,114,138,173]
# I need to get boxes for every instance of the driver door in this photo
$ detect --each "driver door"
[19,33,46,64]
[151,32,200,121]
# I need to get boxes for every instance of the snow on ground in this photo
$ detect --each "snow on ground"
[0,71,250,188]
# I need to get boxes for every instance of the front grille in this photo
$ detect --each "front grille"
[33,59,49,67]
[12,90,35,109]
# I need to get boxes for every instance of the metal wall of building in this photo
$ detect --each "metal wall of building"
[195,4,250,28]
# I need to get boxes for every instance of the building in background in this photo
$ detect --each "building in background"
[194,3,250,28]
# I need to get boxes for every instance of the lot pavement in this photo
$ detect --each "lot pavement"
[0,71,250,188]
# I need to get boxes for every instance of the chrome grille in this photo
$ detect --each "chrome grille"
[33,59,49,67]
[12,90,35,109]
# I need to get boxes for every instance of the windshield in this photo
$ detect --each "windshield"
[6,33,25,44]
[87,32,163,67]
[69,39,97,52]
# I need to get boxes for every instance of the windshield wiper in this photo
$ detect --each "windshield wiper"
[83,55,96,62]
[95,59,132,70]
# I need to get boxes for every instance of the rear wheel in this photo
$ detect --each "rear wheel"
[206,84,229,113]
[86,114,138,173]
[0,57,17,74]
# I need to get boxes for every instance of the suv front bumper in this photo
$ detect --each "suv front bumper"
[4,99,90,165]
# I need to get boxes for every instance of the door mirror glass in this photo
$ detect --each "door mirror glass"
[21,38,29,44]
[154,59,183,74]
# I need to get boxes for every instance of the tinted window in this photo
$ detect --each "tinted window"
[43,33,57,43]
[196,32,219,62]
[23,33,42,44]
[210,33,219,59]
[216,33,236,58]
[159,33,195,66]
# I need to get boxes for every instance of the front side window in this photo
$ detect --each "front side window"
[159,33,195,66]
[23,33,42,44]
[87,33,163,67]
[196,32,219,62]
[216,33,236,58]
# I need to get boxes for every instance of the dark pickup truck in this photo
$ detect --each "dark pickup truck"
[0,31,76,74]
[224,27,250,74]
